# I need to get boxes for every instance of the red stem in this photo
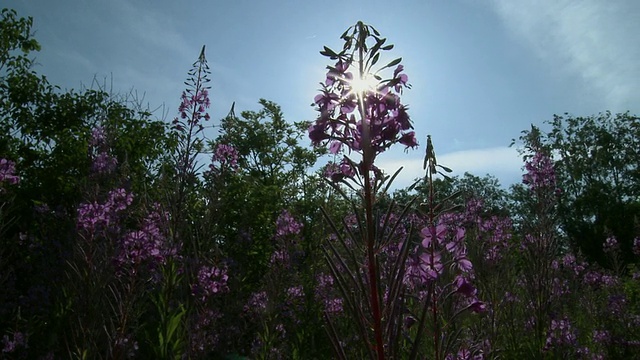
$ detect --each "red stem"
[356,23,385,359]
[428,165,440,360]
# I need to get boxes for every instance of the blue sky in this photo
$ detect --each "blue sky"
[6,0,639,189]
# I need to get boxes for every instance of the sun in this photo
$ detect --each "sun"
[348,73,379,96]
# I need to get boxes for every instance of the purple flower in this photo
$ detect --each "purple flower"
[107,188,134,212]
[76,188,134,236]
[92,151,118,174]
[544,317,578,351]
[340,94,357,114]
[2,331,26,353]
[308,122,331,144]
[315,273,344,315]
[454,275,477,297]
[421,224,447,248]
[444,226,466,256]
[592,330,609,344]
[562,254,576,267]
[178,89,211,125]
[324,59,352,88]
[322,162,340,180]
[275,210,303,240]
[339,157,356,178]
[467,299,486,313]
[308,54,417,159]
[115,205,172,273]
[607,294,627,315]
[313,90,340,113]
[404,251,443,287]
[90,126,107,147]
[392,65,409,93]
[211,143,239,171]
[503,292,518,303]
[0,158,19,185]
[398,131,418,149]
[88,127,118,175]
[329,140,342,154]
[173,47,212,135]
[324,298,344,314]
[603,235,619,253]
[522,151,556,191]
[456,257,474,273]
[193,265,229,302]
[269,249,290,266]
[551,277,570,297]
[286,286,304,300]
[245,291,268,313]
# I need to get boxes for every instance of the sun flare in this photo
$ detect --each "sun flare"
[348,73,379,96]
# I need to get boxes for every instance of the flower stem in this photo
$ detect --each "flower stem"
[355,22,384,360]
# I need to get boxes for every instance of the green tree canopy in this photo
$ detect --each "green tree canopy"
[515,111,640,266]
[206,99,323,285]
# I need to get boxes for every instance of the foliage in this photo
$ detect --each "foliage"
[396,172,511,218]
[0,8,174,358]
[309,22,488,360]
[514,112,640,266]
[205,99,321,288]
[1,7,640,360]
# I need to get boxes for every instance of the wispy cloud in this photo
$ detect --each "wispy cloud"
[110,0,191,59]
[490,0,640,111]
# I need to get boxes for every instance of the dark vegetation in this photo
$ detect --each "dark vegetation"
[1,10,639,359]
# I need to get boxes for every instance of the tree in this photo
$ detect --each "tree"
[0,8,173,356]
[394,172,511,219]
[0,7,170,216]
[514,112,640,266]
[205,99,322,287]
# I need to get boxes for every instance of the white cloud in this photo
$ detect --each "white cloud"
[376,146,523,191]
[438,147,523,175]
[490,0,640,111]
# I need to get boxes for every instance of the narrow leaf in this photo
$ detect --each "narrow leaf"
[384,57,402,69]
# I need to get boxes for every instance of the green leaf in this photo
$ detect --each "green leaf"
[166,305,185,344]
[384,57,402,69]
[320,46,337,58]
[371,53,380,66]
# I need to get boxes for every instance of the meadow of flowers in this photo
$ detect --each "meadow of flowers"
[1,11,639,360]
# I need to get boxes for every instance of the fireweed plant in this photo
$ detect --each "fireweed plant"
[61,47,216,359]
[242,210,309,358]
[4,8,640,358]
[64,123,177,358]
[162,45,227,359]
[0,159,21,354]
[521,149,561,357]
[309,22,485,359]
[169,44,212,255]
[309,21,415,359]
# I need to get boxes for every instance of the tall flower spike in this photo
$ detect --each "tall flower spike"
[173,45,212,132]
[309,22,418,164]
[199,45,206,63]
[312,22,420,360]
[171,44,213,213]
[522,151,556,191]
